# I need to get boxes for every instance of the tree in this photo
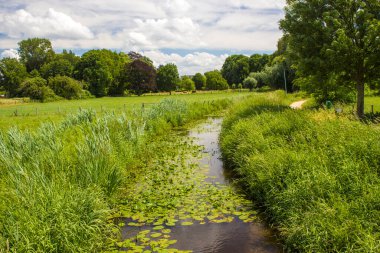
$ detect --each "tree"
[204,70,229,90]
[243,76,258,91]
[48,76,83,99]
[192,73,206,90]
[125,58,157,95]
[0,58,28,97]
[221,55,250,85]
[18,38,55,72]
[40,59,73,79]
[180,76,195,91]
[281,0,380,117]
[74,49,123,97]
[249,54,270,73]
[156,64,180,91]
[55,49,80,67]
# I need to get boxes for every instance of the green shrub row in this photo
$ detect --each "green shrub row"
[220,94,380,252]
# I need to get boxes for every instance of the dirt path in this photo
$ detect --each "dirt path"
[290,100,307,109]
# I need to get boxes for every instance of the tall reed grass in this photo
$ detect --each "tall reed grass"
[220,93,380,252]
[0,97,234,252]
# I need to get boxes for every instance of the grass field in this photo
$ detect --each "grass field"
[220,93,380,252]
[0,91,249,130]
[365,96,380,113]
[0,94,245,252]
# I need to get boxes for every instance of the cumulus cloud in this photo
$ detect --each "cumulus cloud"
[122,17,205,50]
[143,50,228,75]
[0,8,94,39]
[0,49,20,59]
[0,0,286,72]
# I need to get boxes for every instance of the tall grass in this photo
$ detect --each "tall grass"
[0,97,234,252]
[220,93,380,252]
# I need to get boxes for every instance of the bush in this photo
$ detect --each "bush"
[48,75,83,99]
[180,76,195,91]
[243,76,258,90]
[19,77,58,102]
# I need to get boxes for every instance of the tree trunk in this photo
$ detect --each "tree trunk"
[356,80,365,119]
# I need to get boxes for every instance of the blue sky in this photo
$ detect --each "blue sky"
[0,0,286,75]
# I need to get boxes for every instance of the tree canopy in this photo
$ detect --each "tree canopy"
[18,38,55,72]
[0,58,28,97]
[205,70,229,90]
[221,55,250,85]
[156,64,180,91]
[281,0,380,117]
[192,73,207,90]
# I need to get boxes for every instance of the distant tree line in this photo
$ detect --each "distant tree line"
[0,37,291,102]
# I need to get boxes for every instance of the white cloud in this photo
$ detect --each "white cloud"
[164,0,191,17]
[0,8,94,39]
[0,0,286,71]
[0,49,19,59]
[143,50,228,75]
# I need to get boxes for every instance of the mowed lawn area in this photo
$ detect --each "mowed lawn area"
[0,91,249,130]
[365,96,380,113]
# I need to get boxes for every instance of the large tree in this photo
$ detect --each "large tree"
[125,57,157,95]
[205,70,229,90]
[74,49,127,97]
[281,0,380,117]
[192,73,206,90]
[18,38,55,72]
[0,58,28,97]
[156,63,180,91]
[221,55,250,85]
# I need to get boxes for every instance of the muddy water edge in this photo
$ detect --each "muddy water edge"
[119,117,282,253]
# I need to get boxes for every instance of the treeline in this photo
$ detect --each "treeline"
[0,38,291,102]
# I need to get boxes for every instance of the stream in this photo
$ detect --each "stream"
[120,117,282,252]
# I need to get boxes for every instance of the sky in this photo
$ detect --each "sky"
[0,0,286,75]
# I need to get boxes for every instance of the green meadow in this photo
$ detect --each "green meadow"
[0,91,249,130]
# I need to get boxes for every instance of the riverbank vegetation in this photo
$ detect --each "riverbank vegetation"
[0,96,242,252]
[220,92,380,252]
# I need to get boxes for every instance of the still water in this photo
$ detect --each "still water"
[121,118,282,253]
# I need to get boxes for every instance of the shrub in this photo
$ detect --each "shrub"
[243,76,258,90]
[19,77,58,102]
[48,75,83,99]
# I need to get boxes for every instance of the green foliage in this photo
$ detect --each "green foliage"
[180,76,195,91]
[294,75,356,104]
[221,94,380,252]
[205,70,229,90]
[280,0,380,117]
[192,73,206,90]
[156,63,180,91]
[221,55,250,85]
[0,58,28,97]
[48,76,83,99]
[18,38,55,72]
[55,49,80,67]
[75,49,128,97]
[40,59,73,79]
[19,77,58,102]
[243,76,258,91]
[249,54,270,73]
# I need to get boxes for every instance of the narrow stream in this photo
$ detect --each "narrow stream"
[168,118,281,253]
[120,117,282,252]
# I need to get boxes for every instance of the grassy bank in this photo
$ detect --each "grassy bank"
[0,96,239,252]
[220,92,380,252]
[0,92,249,130]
